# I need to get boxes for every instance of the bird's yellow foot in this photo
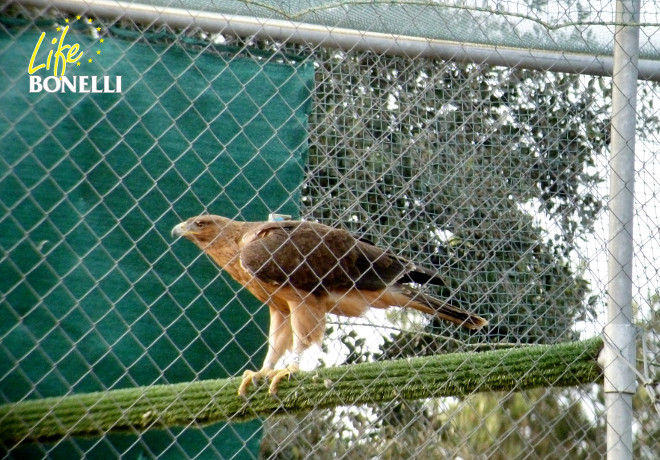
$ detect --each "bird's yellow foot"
[238,366,298,397]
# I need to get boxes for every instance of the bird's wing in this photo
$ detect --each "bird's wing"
[239,221,412,293]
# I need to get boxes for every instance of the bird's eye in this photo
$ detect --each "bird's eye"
[193,220,208,229]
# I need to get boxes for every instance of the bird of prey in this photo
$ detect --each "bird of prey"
[171,215,487,396]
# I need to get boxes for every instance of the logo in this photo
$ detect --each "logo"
[28,16,122,94]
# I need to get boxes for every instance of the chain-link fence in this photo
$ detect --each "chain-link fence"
[1,0,659,459]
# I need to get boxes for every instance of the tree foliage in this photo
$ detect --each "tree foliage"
[303,53,606,345]
[261,48,614,458]
[632,292,660,459]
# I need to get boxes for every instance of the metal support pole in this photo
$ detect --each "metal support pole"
[605,1,640,459]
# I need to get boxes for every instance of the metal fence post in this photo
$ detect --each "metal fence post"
[605,1,640,459]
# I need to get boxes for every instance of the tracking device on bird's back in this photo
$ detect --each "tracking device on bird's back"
[268,213,292,222]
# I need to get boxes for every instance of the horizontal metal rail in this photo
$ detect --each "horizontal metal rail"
[18,0,660,81]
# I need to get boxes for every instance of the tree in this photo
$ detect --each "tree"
[263,51,611,457]
[305,55,605,344]
[632,292,660,459]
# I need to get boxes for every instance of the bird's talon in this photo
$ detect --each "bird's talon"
[237,367,298,397]
[238,369,268,397]
[267,368,293,396]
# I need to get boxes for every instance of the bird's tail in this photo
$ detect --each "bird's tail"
[393,285,487,330]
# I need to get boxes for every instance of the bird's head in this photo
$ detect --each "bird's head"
[171,214,235,248]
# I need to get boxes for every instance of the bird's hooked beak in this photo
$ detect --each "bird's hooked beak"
[171,222,189,239]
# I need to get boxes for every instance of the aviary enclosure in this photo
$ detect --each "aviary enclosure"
[1,0,659,458]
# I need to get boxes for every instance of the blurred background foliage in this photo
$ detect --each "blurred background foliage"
[261,47,632,458]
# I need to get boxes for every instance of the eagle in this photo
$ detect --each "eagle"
[171,215,487,396]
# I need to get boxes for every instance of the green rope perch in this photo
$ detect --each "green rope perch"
[0,337,603,445]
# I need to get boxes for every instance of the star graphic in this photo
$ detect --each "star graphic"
[100,39,104,43]
[76,15,81,20]
[65,19,69,23]
[88,58,93,63]
[96,50,101,55]
[76,62,81,66]
[97,27,101,32]
[56,27,61,31]
[88,18,93,23]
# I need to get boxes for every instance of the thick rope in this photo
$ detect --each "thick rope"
[0,337,603,445]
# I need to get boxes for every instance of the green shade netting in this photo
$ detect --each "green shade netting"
[0,21,313,458]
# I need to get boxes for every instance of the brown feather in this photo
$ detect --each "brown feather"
[239,221,412,292]
[172,214,488,394]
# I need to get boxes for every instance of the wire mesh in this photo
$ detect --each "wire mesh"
[1,0,659,459]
